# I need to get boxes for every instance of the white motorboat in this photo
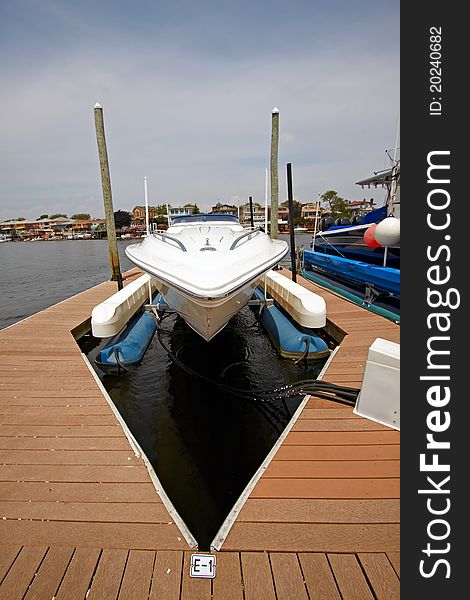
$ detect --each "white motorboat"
[125,214,288,341]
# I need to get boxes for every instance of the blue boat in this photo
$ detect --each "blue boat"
[312,161,400,268]
[302,250,400,297]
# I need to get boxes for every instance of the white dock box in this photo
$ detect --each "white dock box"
[353,338,400,430]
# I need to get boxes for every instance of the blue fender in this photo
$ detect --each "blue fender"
[254,288,329,360]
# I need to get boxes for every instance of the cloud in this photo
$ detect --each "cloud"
[0,1,399,220]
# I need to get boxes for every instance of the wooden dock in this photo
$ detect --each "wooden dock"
[0,268,399,599]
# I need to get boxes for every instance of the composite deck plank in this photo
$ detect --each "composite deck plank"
[358,553,400,600]
[284,430,399,445]
[0,464,150,483]
[298,553,341,600]
[54,547,101,600]
[118,550,155,600]
[240,552,276,600]
[211,552,244,600]
[238,498,400,523]
[0,406,114,416]
[269,552,309,600]
[0,546,48,600]
[265,459,400,478]
[23,547,74,600]
[180,552,212,600]
[292,418,389,431]
[0,425,123,437]
[0,521,188,550]
[252,477,400,499]
[328,553,375,600]
[0,501,169,524]
[0,449,141,465]
[298,408,362,419]
[387,551,401,576]
[0,481,159,503]
[0,391,109,401]
[149,551,184,600]
[0,398,106,407]
[223,523,400,553]
[306,397,351,409]
[0,545,22,584]
[87,548,128,600]
[275,444,400,461]
[0,437,132,451]
[0,414,117,426]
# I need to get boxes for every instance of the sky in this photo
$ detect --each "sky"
[0,0,399,221]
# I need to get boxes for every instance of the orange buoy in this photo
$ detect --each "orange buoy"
[363,223,381,248]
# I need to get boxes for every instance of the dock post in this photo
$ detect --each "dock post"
[270,107,279,239]
[286,163,297,282]
[249,196,254,227]
[94,103,123,290]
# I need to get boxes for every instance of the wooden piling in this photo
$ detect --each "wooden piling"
[270,107,280,239]
[94,103,123,290]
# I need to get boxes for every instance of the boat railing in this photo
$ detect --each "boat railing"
[229,227,261,251]
[152,230,187,252]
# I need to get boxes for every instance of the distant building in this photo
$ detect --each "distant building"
[210,202,237,216]
[0,217,105,240]
[300,202,323,230]
[347,199,375,216]
[169,205,196,218]
[301,202,322,220]
[239,202,267,226]
[132,205,159,225]
[72,219,106,231]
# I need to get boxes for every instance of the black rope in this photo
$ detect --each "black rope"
[155,323,359,407]
[113,347,128,374]
[294,336,310,368]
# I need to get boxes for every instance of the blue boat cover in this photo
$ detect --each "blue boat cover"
[254,288,329,360]
[303,250,400,296]
[96,311,157,368]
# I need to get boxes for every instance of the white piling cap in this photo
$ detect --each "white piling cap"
[272,106,279,114]
[94,102,102,109]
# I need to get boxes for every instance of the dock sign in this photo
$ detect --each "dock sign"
[190,553,216,578]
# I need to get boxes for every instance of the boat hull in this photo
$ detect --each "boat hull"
[157,279,257,341]
[125,217,288,341]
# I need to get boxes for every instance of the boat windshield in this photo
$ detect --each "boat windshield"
[171,214,239,225]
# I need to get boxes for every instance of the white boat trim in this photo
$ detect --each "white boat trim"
[260,269,327,328]
[91,273,158,338]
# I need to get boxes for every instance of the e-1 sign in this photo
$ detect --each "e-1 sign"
[190,553,217,579]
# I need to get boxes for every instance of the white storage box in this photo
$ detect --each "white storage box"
[354,338,400,430]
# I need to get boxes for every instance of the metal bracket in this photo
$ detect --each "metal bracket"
[364,284,395,306]
[248,298,274,307]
